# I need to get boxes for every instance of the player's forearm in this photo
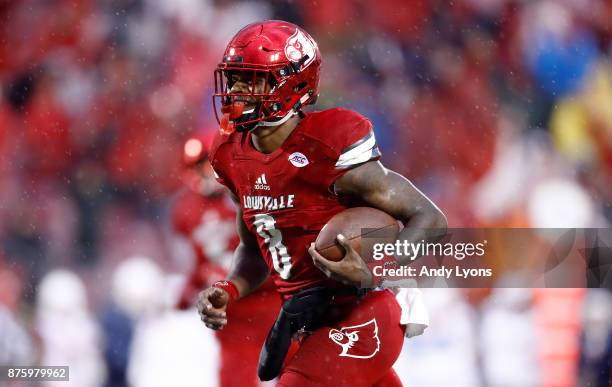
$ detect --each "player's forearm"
[396,205,447,266]
[227,243,269,298]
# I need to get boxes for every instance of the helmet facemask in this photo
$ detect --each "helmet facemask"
[214,66,284,134]
[213,58,316,134]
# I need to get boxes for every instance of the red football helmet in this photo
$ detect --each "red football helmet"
[213,20,321,134]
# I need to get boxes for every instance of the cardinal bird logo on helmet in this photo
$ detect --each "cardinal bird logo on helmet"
[285,29,315,68]
[328,319,380,359]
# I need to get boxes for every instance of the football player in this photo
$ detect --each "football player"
[197,20,446,387]
[173,134,280,387]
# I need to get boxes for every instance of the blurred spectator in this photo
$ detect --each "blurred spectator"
[0,268,34,367]
[533,289,586,387]
[115,256,221,387]
[480,288,540,387]
[100,255,164,387]
[394,288,481,386]
[110,256,165,320]
[36,269,106,387]
[521,1,599,99]
[100,302,132,387]
[579,289,612,387]
[0,305,34,367]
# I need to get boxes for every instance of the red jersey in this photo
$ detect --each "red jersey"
[172,189,239,307]
[210,108,381,297]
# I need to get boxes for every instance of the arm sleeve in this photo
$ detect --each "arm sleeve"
[319,115,382,192]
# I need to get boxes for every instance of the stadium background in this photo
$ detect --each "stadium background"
[0,0,611,386]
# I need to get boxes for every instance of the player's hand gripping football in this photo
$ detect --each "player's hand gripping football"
[309,234,374,288]
[197,287,229,330]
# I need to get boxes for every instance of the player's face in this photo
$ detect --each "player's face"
[226,71,269,109]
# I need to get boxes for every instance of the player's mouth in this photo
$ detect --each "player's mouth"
[221,98,258,122]
[228,98,256,112]
[219,98,259,134]
[232,96,256,105]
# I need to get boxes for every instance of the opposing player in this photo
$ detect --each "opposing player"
[197,20,446,386]
[173,134,280,387]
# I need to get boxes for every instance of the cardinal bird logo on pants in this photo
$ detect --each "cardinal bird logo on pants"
[328,319,380,359]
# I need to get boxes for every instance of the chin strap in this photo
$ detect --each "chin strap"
[255,91,311,128]
[256,109,298,127]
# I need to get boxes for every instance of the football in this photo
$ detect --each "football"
[315,207,400,262]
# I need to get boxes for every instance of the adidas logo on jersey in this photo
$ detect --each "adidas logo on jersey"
[254,174,271,190]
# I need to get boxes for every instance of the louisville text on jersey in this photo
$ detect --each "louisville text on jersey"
[243,194,295,211]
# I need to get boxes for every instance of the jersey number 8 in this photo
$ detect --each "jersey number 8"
[253,214,292,279]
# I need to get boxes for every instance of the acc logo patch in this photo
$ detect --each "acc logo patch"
[285,29,316,68]
[288,152,309,168]
[329,318,380,359]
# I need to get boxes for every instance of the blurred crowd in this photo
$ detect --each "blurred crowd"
[0,0,611,386]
